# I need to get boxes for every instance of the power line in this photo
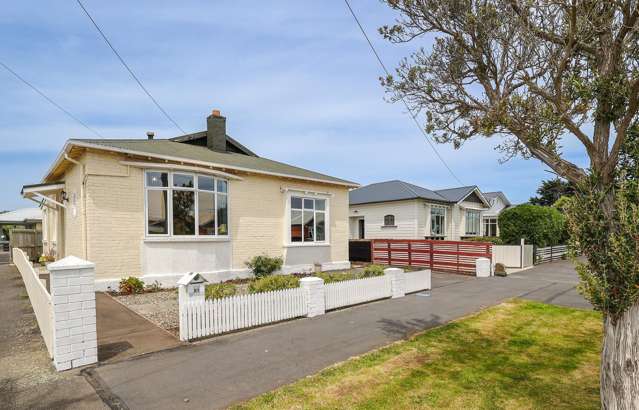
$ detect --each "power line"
[343,0,464,186]
[0,60,104,138]
[75,0,186,134]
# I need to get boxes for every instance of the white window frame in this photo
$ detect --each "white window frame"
[483,217,498,237]
[284,191,330,247]
[144,170,230,240]
[383,214,395,227]
[465,209,482,236]
[430,205,446,237]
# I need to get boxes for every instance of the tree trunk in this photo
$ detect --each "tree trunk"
[601,300,639,409]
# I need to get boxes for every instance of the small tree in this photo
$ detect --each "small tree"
[499,204,565,247]
[380,1,639,405]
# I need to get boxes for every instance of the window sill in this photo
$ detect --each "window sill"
[284,242,330,248]
[144,236,231,243]
[381,225,397,228]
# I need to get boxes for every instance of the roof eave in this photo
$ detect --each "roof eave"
[53,140,359,188]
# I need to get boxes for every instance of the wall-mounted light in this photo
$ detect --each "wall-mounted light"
[61,191,69,202]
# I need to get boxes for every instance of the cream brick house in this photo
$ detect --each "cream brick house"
[22,110,358,290]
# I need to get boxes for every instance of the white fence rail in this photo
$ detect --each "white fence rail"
[535,245,568,264]
[178,269,432,342]
[405,270,431,294]
[492,244,535,268]
[180,288,308,341]
[325,275,391,311]
[12,248,54,357]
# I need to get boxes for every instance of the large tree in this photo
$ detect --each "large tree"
[380,1,639,407]
[529,177,574,206]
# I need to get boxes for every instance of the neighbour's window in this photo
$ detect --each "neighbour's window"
[145,171,229,237]
[431,206,446,236]
[465,209,481,235]
[291,196,326,243]
[484,217,498,237]
[383,214,395,226]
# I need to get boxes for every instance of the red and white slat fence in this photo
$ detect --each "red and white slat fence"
[371,239,492,275]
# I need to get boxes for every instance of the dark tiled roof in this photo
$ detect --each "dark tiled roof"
[483,191,512,206]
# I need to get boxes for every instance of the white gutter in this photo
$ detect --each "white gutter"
[43,140,359,188]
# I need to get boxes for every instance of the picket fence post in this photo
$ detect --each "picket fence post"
[384,268,406,298]
[300,277,325,317]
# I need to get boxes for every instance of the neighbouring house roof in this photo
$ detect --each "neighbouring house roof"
[0,208,42,224]
[483,191,512,207]
[350,180,491,207]
[50,139,358,188]
[349,180,451,205]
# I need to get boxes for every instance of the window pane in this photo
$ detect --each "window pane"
[315,199,325,211]
[303,210,314,241]
[291,197,302,209]
[198,176,215,191]
[173,174,194,188]
[198,192,215,235]
[146,172,168,187]
[173,191,195,235]
[147,190,167,234]
[217,179,228,193]
[304,199,314,210]
[291,209,302,242]
[216,194,228,235]
[316,212,325,241]
[384,215,394,226]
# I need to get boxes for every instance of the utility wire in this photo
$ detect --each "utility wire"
[343,0,464,186]
[0,60,104,138]
[76,0,186,134]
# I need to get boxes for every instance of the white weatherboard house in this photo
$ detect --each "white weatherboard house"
[349,180,510,241]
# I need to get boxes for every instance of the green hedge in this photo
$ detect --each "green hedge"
[206,283,237,299]
[498,204,566,247]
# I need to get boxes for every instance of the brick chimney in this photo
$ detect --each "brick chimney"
[206,109,226,152]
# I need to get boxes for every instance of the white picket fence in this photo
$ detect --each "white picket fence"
[179,269,432,341]
[325,275,392,311]
[405,270,431,294]
[13,248,54,357]
[180,288,308,341]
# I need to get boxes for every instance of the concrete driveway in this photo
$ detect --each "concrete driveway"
[85,260,590,409]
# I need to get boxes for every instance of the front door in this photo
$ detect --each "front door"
[358,219,365,239]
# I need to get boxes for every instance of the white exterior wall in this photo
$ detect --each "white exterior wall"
[348,200,423,239]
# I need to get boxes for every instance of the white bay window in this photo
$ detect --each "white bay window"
[145,170,228,237]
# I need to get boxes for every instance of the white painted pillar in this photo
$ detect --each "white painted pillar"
[384,268,406,298]
[47,256,97,371]
[300,277,325,317]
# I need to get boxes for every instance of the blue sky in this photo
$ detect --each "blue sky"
[0,0,589,211]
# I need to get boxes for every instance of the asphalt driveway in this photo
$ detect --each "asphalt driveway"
[87,260,590,409]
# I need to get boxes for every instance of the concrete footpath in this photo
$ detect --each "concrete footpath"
[88,260,589,409]
[0,264,107,409]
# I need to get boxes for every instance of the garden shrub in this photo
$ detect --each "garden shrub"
[465,236,502,245]
[316,271,356,284]
[362,264,385,277]
[245,254,284,278]
[206,282,237,299]
[498,204,566,247]
[248,275,299,293]
[119,276,145,294]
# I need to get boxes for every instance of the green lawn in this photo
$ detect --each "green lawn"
[234,300,602,410]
